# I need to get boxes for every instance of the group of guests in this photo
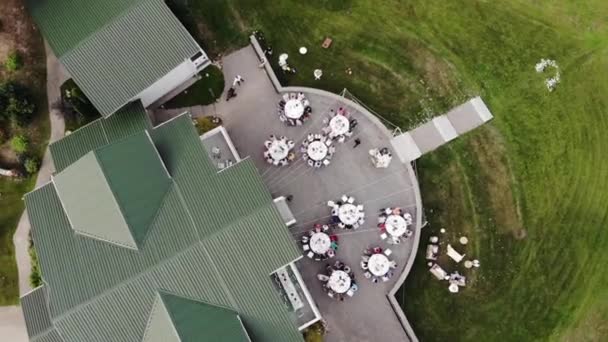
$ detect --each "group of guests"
[277,92,312,126]
[301,224,339,261]
[322,107,359,142]
[300,134,336,168]
[263,134,296,166]
[361,246,398,283]
[318,260,358,301]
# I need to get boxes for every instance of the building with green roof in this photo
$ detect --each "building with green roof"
[26,0,210,117]
[20,102,321,341]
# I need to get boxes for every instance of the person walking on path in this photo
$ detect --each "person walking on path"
[353,138,361,148]
[236,74,245,85]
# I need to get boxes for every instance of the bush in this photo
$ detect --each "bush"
[4,50,23,71]
[10,135,28,154]
[0,81,35,128]
[60,79,101,130]
[24,157,40,175]
[29,236,42,288]
[194,116,219,135]
[303,321,325,342]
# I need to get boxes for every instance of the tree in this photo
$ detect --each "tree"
[4,50,23,71]
[24,157,40,175]
[0,81,35,128]
[10,135,28,154]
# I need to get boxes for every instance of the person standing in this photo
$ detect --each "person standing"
[353,138,361,148]
[236,74,245,85]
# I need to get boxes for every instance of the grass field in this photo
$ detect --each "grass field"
[178,0,608,340]
[0,0,49,305]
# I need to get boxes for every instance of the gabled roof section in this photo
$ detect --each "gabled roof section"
[50,101,151,173]
[26,0,145,57]
[21,286,53,339]
[27,0,204,116]
[145,293,250,342]
[52,131,171,249]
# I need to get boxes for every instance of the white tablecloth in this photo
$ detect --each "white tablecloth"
[385,214,407,237]
[268,140,289,160]
[328,270,351,294]
[284,99,304,119]
[368,253,390,276]
[309,232,331,254]
[338,203,359,225]
[307,140,328,161]
[329,115,349,136]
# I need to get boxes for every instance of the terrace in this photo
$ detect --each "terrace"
[154,44,422,341]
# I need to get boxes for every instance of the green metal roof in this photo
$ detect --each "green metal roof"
[26,0,145,57]
[23,113,303,342]
[50,101,151,173]
[52,131,172,249]
[156,293,250,342]
[53,152,137,249]
[27,0,203,116]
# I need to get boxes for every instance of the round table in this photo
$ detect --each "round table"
[385,214,407,237]
[307,141,328,161]
[309,232,331,254]
[328,270,351,294]
[329,115,349,136]
[448,283,459,293]
[459,236,469,245]
[268,140,289,160]
[368,253,390,276]
[338,203,359,225]
[284,99,304,119]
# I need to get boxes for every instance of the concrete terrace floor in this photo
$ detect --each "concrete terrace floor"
[155,46,419,342]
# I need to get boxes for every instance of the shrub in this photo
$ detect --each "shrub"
[303,321,325,342]
[10,135,28,154]
[5,50,23,71]
[29,236,42,288]
[194,116,219,135]
[24,157,40,175]
[0,81,35,128]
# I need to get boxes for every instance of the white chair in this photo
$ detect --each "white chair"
[346,289,355,297]
[356,204,364,211]
[384,249,393,256]
[341,195,349,202]
[385,208,392,215]
[327,200,336,207]
[307,251,314,259]
[378,216,386,224]
[264,141,272,148]
[382,275,390,282]
[325,139,332,146]
[323,159,330,166]
[303,244,310,251]
[338,222,346,229]
[392,237,401,245]
[363,271,372,279]
[283,93,290,101]
[322,224,329,231]
[352,222,360,229]
[360,261,368,270]
[389,261,397,269]
[307,159,314,167]
[347,196,355,204]
[279,115,287,122]
[380,233,388,240]
[317,274,329,281]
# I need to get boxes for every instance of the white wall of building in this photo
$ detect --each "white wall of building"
[138,59,198,108]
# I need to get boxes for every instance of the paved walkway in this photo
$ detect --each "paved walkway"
[0,42,67,342]
[154,45,421,342]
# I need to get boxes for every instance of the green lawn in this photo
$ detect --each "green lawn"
[164,66,225,108]
[180,0,608,340]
